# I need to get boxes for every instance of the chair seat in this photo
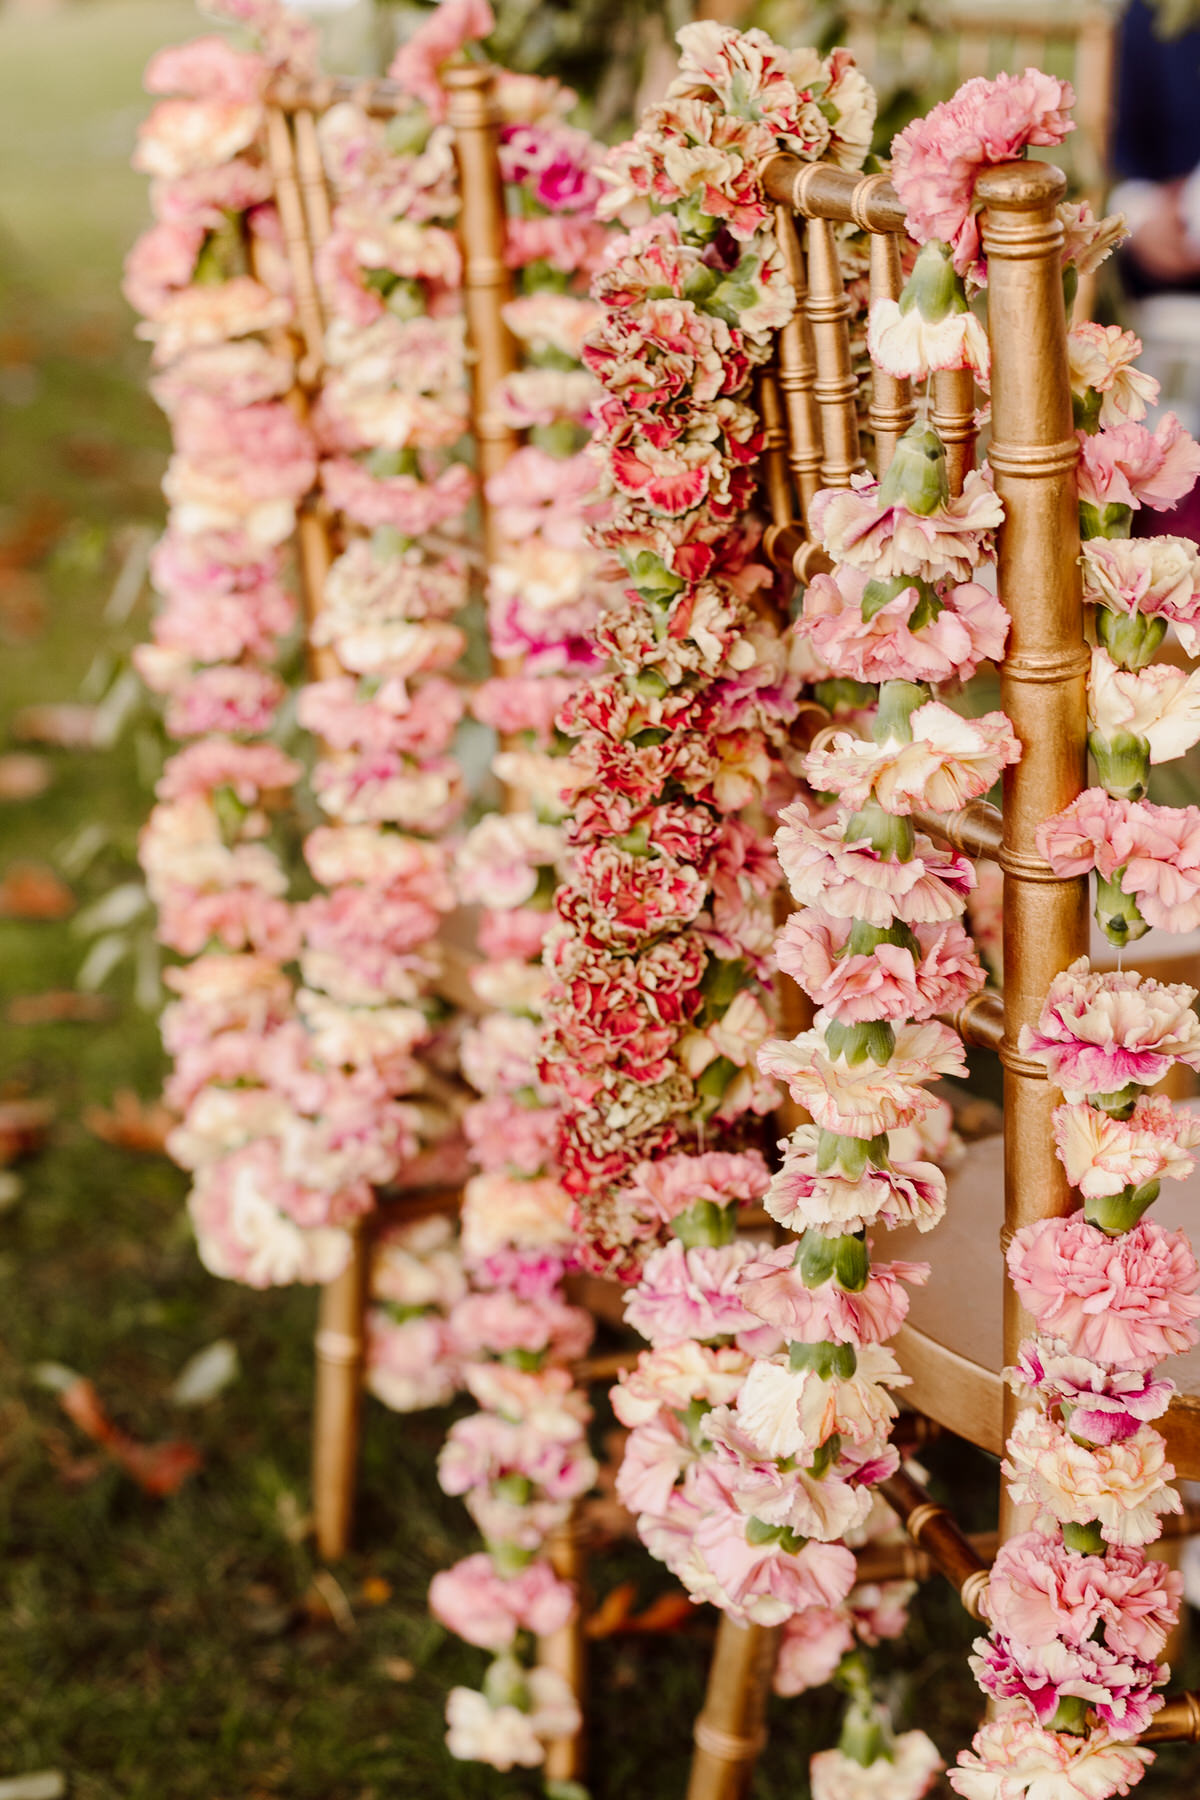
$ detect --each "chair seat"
[889,1131,1200,1477]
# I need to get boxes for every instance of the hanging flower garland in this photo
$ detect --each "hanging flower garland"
[737,406,1016,1794]
[401,6,613,1766]
[128,2,390,1288]
[540,17,923,1685]
[949,957,1200,1800]
[865,64,1200,1800]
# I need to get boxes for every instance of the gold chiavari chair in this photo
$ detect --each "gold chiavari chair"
[679,150,1200,1800]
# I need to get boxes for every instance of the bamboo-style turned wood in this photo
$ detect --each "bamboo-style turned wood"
[1139,1690,1200,1744]
[540,1518,588,1783]
[876,1467,991,1620]
[867,230,916,474]
[977,162,1090,1543]
[264,107,327,384]
[269,71,409,117]
[773,207,825,523]
[803,215,865,489]
[761,157,907,233]
[444,64,520,516]
[312,1223,370,1560]
[685,1619,782,1800]
[931,366,977,497]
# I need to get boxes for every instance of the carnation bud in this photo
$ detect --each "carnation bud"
[671,1198,737,1249]
[1062,1520,1107,1556]
[483,1654,531,1712]
[877,423,950,517]
[789,1339,858,1379]
[825,1018,897,1066]
[873,679,931,745]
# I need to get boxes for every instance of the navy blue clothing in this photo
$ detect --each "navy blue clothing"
[1114,0,1200,184]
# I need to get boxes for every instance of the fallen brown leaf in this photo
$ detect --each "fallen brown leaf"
[0,570,45,643]
[83,1090,175,1154]
[359,1575,393,1607]
[8,991,113,1026]
[585,1581,696,1639]
[0,1098,53,1163]
[0,863,75,920]
[0,755,52,801]
[58,1377,202,1497]
[10,703,99,748]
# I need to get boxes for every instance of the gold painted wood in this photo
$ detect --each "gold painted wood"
[312,1224,370,1560]
[761,157,906,233]
[876,1467,991,1618]
[263,107,327,386]
[867,230,916,474]
[978,161,1091,1542]
[539,1518,588,1783]
[802,215,865,489]
[685,1618,782,1800]
[930,366,977,497]
[773,206,825,522]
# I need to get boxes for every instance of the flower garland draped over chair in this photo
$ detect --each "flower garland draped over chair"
[408,7,617,1771]
[856,66,1200,1800]
[125,1,385,1289]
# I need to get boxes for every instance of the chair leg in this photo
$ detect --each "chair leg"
[539,1512,588,1782]
[312,1224,369,1560]
[685,1618,781,1800]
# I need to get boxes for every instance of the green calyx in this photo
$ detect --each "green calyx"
[1095,605,1168,671]
[1089,729,1151,803]
[1048,1694,1091,1737]
[877,423,950,517]
[816,1129,890,1178]
[1062,1520,1107,1556]
[789,1339,858,1379]
[1095,872,1150,948]
[815,676,878,713]
[898,239,966,324]
[745,1515,808,1553]
[671,1198,738,1249]
[842,801,915,863]
[1085,1081,1143,1121]
[825,1018,896,1067]
[843,917,922,960]
[798,1229,871,1292]
[1084,1180,1161,1234]
[1079,500,1133,542]
[873,679,932,745]
[860,574,943,634]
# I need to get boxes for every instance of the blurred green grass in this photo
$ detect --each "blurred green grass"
[0,4,1195,1796]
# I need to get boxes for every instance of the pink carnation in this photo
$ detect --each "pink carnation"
[737,1247,926,1344]
[144,35,268,103]
[803,703,1020,816]
[429,1552,575,1651]
[1077,414,1200,513]
[810,467,1003,582]
[1007,1213,1200,1368]
[891,69,1075,277]
[1012,1341,1174,1445]
[775,800,975,928]
[799,565,1008,686]
[387,0,495,120]
[610,1150,770,1234]
[623,1239,761,1345]
[970,1630,1164,1736]
[773,1606,856,1696]
[985,1529,1180,1661]
[1052,1096,1200,1199]
[1018,956,1200,1100]
[776,909,985,1023]
[949,1715,1152,1800]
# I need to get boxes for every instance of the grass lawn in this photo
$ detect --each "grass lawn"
[0,3,1196,1795]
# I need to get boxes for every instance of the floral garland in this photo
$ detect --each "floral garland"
[736,301,1020,1800]
[540,16,943,1703]
[126,2,390,1288]
[411,9,614,1768]
[864,67,1200,1800]
[291,41,482,1329]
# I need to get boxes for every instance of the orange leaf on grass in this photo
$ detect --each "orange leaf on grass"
[8,992,113,1026]
[83,1089,176,1154]
[0,863,75,921]
[58,1378,202,1497]
[585,1581,696,1639]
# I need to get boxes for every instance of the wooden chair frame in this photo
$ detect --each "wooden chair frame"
[680,151,1200,1800]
